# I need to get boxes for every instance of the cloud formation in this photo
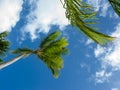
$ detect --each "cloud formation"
[111,88,119,90]
[94,23,120,83]
[95,70,112,83]
[21,0,68,40]
[0,0,23,33]
[86,0,117,17]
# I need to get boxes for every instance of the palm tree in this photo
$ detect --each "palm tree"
[0,31,68,78]
[108,0,120,17]
[61,0,115,45]
[0,31,10,62]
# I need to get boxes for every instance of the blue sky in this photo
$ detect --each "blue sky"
[0,0,120,90]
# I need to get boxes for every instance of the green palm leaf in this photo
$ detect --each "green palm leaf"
[109,0,120,17]
[40,31,61,48]
[12,31,69,78]
[11,48,34,55]
[62,0,115,45]
[0,31,10,56]
[0,58,3,62]
[36,31,69,78]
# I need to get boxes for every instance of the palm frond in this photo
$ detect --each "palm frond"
[0,31,8,38]
[0,58,3,62]
[109,0,120,17]
[80,26,115,45]
[0,31,10,56]
[11,48,34,55]
[63,0,115,45]
[36,31,69,78]
[40,31,61,48]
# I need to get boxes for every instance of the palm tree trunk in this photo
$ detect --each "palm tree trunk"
[0,53,30,70]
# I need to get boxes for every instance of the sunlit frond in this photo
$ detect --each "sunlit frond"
[109,0,120,17]
[11,31,68,78]
[36,31,69,78]
[62,0,115,45]
[40,31,61,48]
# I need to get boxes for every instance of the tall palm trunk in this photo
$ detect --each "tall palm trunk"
[0,53,31,70]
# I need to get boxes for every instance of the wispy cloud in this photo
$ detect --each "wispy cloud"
[0,0,23,33]
[111,88,119,90]
[94,23,120,83]
[95,70,112,83]
[85,39,94,45]
[21,0,68,40]
[86,0,117,17]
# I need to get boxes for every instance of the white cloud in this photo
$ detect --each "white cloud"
[85,39,94,45]
[95,70,112,83]
[87,0,100,11]
[21,0,68,40]
[100,2,110,17]
[94,23,120,83]
[111,88,119,90]
[0,0,23,33]
[86,0,115,17]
